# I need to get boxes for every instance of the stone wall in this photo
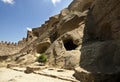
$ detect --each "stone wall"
[0,30,38,56]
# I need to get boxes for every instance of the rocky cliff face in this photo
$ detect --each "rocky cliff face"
[0,0,120,81]
[13,9,86,69]
[74,0,120,82]
[3,0,91,69]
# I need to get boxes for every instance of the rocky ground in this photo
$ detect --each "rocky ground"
[0,67,79,82]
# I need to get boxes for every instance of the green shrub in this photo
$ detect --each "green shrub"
[37,53,47,63]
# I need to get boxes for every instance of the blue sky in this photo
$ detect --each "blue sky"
[0,0,73,42]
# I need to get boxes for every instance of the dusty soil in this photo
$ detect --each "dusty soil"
[0,67,79,82]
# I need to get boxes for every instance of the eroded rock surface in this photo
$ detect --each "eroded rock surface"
[0,0,120,82]
[0,0,88,69]
[74,0,120,82]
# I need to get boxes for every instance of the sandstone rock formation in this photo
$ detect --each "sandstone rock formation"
[0,0,120,81]
[0,0,88,69]
[0,0,93,69]
[74,0,120,82]
[68,0,94,12]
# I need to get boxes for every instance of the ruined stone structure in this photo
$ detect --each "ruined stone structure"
[0,30,37,56]
[0,41,19,56]
[0,0,120,81]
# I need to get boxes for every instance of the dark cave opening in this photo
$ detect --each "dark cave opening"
[33,32,39,37]
[36,44,48,54]
[63,39,78,50]
[0,56,8,61]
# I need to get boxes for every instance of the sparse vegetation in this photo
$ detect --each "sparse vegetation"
[37,53,47,63]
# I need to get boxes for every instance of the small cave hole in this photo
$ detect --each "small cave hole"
[63,39,78,50]
[33,32,39,37]
[0,56,8,61]
[37,45,48,54]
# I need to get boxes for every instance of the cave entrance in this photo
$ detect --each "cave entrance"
[63,39,78,50]
[0,56,8,62]
[36,43,49,54]
[37,46,47,54]
[33,32,39,37]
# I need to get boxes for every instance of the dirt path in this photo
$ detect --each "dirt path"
[0,68,79,82]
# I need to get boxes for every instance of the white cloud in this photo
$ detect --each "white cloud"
[1,0,15,4]
[51,0,61,6]
[27,27,32,31]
